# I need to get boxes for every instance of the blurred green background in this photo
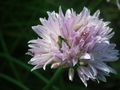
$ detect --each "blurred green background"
[0,0,120,90]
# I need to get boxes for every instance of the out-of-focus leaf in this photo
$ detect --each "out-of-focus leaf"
[0,73,30,90]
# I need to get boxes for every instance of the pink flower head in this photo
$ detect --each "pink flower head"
[27,7,119,86]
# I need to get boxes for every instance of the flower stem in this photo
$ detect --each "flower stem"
[42,68,64,90]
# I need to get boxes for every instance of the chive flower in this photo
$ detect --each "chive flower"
[27,7,119,86]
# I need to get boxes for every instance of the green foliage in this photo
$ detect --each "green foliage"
[0,0,120,90]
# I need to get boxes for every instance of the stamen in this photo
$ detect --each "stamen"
[73,23,82,31]
[57,36,70,49]
[79,61,85,65]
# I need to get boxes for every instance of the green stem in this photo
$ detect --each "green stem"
[42,68,64,90]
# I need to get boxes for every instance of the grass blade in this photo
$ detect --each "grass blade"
[0,53,58,90]
[0,73,30,90]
